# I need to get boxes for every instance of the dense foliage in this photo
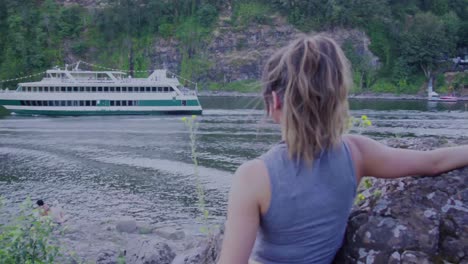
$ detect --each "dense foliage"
[0,198,63,263]
[0,0,466,93]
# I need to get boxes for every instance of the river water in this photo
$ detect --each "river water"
[0,97,467,238]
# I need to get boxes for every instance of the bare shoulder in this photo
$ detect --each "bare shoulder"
[234,159,269,188]
[231,159,271,213]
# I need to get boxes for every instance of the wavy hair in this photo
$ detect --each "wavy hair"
[262,34,352,162]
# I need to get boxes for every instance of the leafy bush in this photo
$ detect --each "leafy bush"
[158,23,174,38]
[196,4,218,27]
[0,198,62,264]
[370,79,398,93]
[71,41,89,56]
[233,2,271,26]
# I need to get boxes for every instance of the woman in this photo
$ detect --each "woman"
[219,35,468,264]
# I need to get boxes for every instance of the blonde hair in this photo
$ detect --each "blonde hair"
[262,34,351,162]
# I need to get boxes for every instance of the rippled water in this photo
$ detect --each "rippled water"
[0,97,467,233]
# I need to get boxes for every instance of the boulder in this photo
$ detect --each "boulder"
[116,218,137,233]
[172,228,224,264]
[126,238,176,264]
[96,249,119,264]
[335,165,468,263]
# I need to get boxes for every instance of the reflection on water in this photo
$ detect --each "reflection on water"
[0,97,467,231]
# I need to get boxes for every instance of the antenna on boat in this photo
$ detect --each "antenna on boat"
[74,61,81,71]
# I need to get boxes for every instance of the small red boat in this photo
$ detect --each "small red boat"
[439,96,458,102]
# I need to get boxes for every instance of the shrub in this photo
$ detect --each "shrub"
[0,198,62,263]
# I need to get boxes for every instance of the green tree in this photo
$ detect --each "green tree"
[399,12,451,79]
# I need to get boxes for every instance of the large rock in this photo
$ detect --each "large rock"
[116,218,137,233]
[126,238,176,264]
[172,227,224,264]
[96,249,119,264]
[335,166,468,263]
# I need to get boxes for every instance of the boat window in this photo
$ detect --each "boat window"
[128,100,133,106]
[146,87,151,92]
[26,87,30,92]
[86,101,91,106]
[122,87,127,92]
[80,87,84,92]
[92,101,97,106]
[86,87,91,92]
[104,87,109,92]
[164,87,169,92]
[151,87,156,92]
[66,101,71,106]
[43,87,48,92]
[60,87,65,92]
[66,87,71,92]
[80,101,84,106]
[182,100,187,106]
[94,87,99,92]
[73,87,78,92]
[134,100,138,106]
[140,87,145,92]
[31,101,37,106]
[43,101,48,106]
[110,87,115,92]
[37,87,42,92]
[116,87,121,92]
[60,101,65,106]
[20,101,25,106]
[110,101,115,106]
[26,101,31,106]
[73,101,79,106]
[37,101,42,106]
[122,100,127,106]
[128,87,133,92]
[116,101,121,106]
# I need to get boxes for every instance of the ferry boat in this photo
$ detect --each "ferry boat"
[0,62,202,116]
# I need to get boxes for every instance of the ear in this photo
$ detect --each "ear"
[272,91,281,110]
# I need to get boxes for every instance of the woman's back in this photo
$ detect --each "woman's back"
[219,34,468,264]
[252,142,356,264]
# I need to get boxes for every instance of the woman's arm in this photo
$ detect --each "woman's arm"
[346,135,468,180]
[219,160,270,264]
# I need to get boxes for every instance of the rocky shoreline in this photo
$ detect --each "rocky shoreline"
[87,137,467,264]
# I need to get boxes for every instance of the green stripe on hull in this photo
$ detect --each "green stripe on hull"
[0,100,21,105]
[10,109,203,116]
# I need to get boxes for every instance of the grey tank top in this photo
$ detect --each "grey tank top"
[252,141,357,264]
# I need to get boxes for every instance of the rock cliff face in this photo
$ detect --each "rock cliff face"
[55,1,377,85]
[173,137,468,264]
[152,15,377,84]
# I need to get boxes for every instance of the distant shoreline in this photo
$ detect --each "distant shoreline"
[198,91,468,101]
